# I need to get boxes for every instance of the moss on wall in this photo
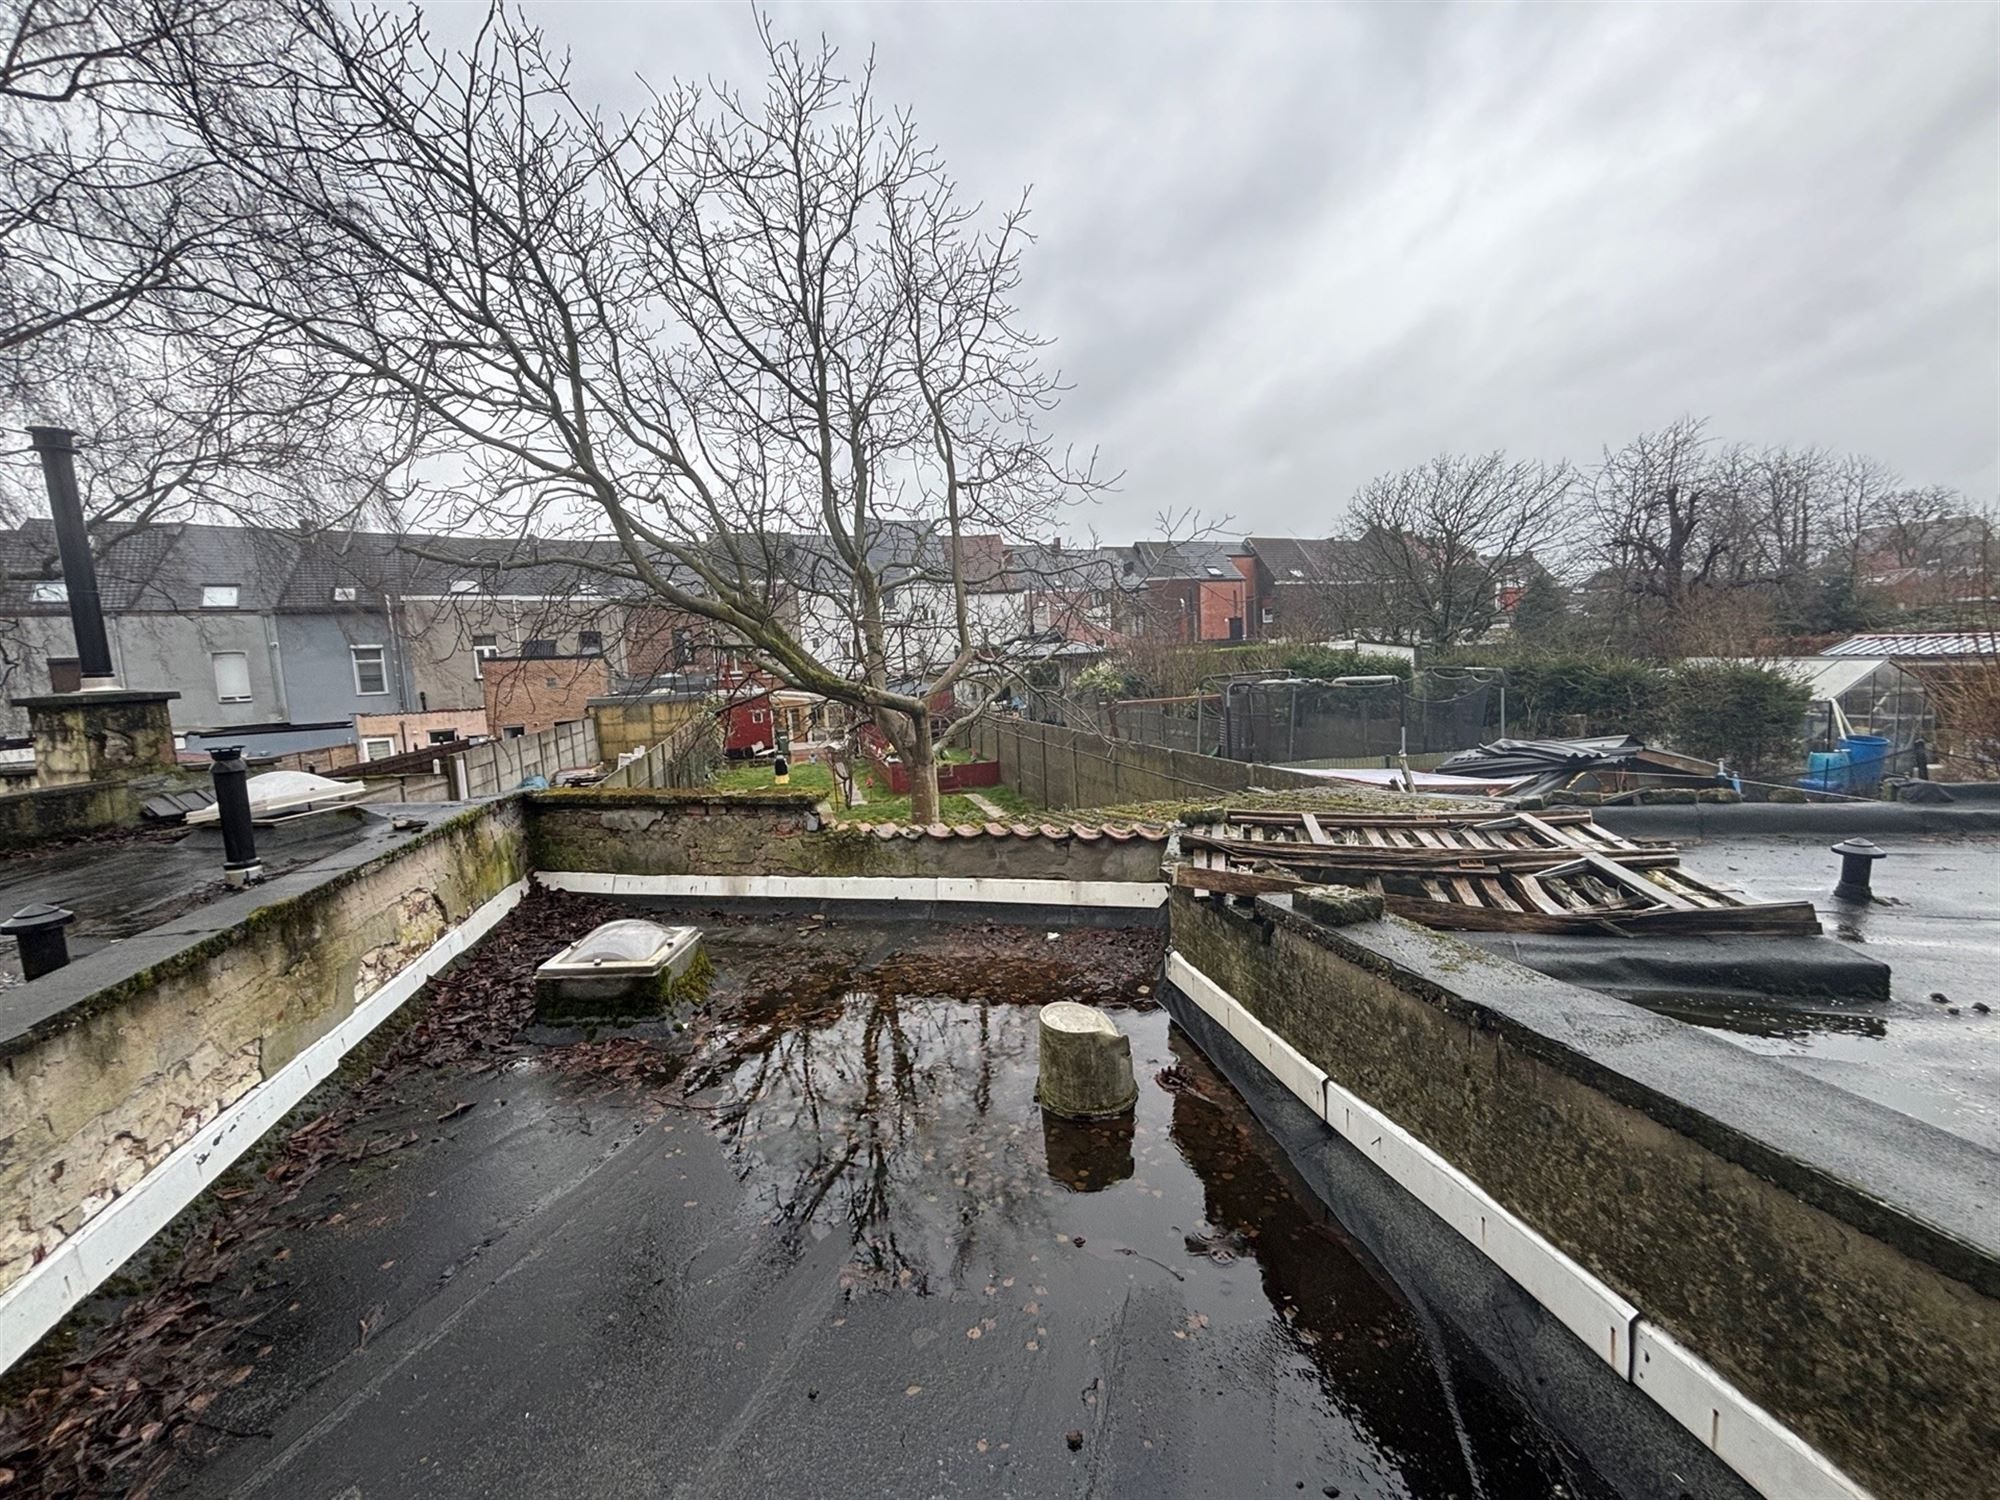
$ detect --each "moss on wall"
[0,780,138,851]
[1168,890,2000,1500]
[524,791,1166,883]
[0,801,527,1295]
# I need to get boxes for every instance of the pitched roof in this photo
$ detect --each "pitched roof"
[0,519,303,612]
[1242,537,1367,582]
[1005,543,1120,592]
[1115,540,1245,583]
[1824,632,2000,659]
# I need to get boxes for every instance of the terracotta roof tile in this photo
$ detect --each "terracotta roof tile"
[825,818,1170,841]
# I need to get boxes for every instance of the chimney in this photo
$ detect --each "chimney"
[28,426,118,691]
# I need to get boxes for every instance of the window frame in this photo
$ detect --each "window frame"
[361,736,397,761]
[200,585,240,609]
[350,643,390,696]
[30,580,66,603]
[211,650,253,704]
[472,633,499,679]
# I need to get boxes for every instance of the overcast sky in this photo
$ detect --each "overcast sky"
[519,1,1998,540]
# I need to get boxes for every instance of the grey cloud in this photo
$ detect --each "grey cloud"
[527,0,1998,536]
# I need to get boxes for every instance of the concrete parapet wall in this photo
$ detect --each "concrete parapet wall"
[972,716,1327,810]
[0,779,138,852]
[525,789,1168,885]
[0,801,527,1302]
[1168,889,2000,1500]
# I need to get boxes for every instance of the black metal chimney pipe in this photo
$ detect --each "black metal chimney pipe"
[27,425,117,691]
[209,747,263,886]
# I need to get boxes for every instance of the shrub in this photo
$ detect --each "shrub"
[1662,661,1810,775]
[1072,660,1141,699]
[1441,653,1667,738]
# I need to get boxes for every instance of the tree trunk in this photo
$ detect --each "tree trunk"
[906,706,941,824]
[879,703,942,824]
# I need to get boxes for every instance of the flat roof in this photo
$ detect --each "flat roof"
[1653,827,2000,1155]
[9,900,1746,1498]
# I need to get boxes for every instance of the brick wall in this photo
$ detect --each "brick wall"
[354,708,489,757]
[1196,578,1248,642]
[482,655,612,737]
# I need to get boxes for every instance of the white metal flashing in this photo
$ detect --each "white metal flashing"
[1633,1322,1872,1500]
[1163,950,1873,1500]
[533,870,1167,909]
[0,878,529,1375]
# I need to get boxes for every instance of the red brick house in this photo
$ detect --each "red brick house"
[1110,541,1252,643]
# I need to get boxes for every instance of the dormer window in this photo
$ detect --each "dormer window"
[332,585,357,603]
[30,580,65,603]
[201,585,239,608]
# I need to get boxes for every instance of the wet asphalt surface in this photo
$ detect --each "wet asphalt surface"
[3,893,1701,1500]
[1661,832,2000,1153]
[0,816,374,988]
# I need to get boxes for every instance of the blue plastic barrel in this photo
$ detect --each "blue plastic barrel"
[1803,750,1851,792]
[1840,735,1890,792]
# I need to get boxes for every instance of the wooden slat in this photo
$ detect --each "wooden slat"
[1544,852,1700,911]
[1298,811,1331,846]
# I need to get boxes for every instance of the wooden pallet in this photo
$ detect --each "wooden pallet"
[1175,808,1820,936]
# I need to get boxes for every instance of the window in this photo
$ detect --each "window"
[427,729,458,745]
[48,657,80,693]
[523,638,556,659]
[1205,566,1225,578]
[449,579,478,594]
[201,585,239,609]
[351,644,388,695]
[1261,606,1276,625]
[472,633,498,678]
[1288,568,1304,580]
[362,736,396,761]
[332,586,357,603]
[30,580,65,603]
[212,651,252,703]
[578,629,603,652]
[503,725,525,739]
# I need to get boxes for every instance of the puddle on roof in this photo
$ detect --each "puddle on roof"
[1631,992,1890,1041]
[684,972,1597,1497]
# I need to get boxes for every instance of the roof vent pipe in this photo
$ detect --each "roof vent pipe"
[2,902,75,979]
[209,747,263,886]
[1830,837,1885,902]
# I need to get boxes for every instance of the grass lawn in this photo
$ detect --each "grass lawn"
[706,760,839,796]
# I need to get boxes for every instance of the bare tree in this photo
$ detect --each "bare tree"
[156,3,1100,820]
[1342,451,1574,647]
[1588,417,1752,628]
[0,0,258,357]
